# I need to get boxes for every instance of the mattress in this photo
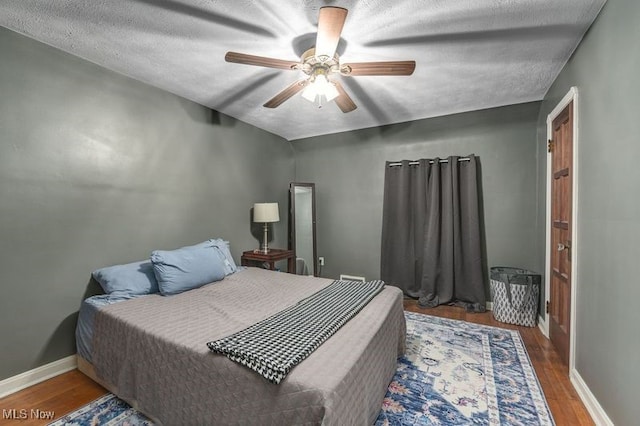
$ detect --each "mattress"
[76,293,137,362]
[80,267,406,425]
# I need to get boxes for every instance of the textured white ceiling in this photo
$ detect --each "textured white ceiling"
[0,0,606,141]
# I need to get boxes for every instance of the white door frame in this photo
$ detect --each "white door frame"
[543,86,579,372]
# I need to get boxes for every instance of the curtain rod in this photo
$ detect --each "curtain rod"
[387,157,471,167]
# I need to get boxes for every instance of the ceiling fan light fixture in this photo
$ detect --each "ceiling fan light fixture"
[324,85,339,102]
[301,82,319,102]
[302,74,339,106]
[225,7,413,113]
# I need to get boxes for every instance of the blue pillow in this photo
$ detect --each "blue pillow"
[151,245,226,296]
[210,239,238,275]
[189,238,238,276]
[92,260,159,296]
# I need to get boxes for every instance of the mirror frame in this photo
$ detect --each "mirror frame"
[288,182,318,276]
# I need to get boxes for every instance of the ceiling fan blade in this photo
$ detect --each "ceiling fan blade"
[333,82,357,113]
[315,7,348,60]
[225,52,299,70]
[341,61,416,76]
[263,79,309,108]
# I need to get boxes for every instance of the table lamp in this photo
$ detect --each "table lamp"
[253,202,280,254]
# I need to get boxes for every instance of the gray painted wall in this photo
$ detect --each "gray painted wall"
[4,2,634,421]
[293,102,541,292]
[0,27,293,381]
[535,0,639,423]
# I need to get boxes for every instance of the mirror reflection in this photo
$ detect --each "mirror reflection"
[289,183,317,276]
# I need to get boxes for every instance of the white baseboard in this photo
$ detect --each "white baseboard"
[0,355,77,399]
[538,314,548,338]
[570,369,614,426]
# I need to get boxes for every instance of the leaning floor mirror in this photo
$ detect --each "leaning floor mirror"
[288,182,317,276]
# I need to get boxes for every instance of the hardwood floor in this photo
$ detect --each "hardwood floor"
[0,369,106,426]
[0,304,593,425]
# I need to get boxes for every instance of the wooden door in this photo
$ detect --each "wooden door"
[549,101,573,366]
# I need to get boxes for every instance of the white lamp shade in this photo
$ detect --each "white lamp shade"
[302,75,339,103]
[253,202,280,223]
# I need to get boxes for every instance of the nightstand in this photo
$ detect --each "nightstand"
[241,249,295,274]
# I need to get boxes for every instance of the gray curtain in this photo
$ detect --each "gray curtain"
[380,155,486,312]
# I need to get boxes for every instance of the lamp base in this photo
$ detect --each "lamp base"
[258,222,270,254]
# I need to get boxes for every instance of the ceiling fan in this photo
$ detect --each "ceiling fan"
[225,7,416,113]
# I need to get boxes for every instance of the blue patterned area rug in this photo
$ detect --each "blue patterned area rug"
[50,312,554,425]
[375,312,554,425]
[48,394,152,426]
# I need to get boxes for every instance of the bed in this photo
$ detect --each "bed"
[77,267,406,425]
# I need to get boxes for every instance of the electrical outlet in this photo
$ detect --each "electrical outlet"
[318,256,325,266]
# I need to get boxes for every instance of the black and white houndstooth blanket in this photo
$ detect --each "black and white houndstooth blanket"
[207,279,385,384]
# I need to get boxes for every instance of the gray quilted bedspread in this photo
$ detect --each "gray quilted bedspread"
[92,267,406,425]
[208,279,385,384]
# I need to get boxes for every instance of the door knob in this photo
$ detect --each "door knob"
[557,243,565,251]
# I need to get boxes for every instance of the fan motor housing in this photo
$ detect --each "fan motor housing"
[299,48,344,77]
